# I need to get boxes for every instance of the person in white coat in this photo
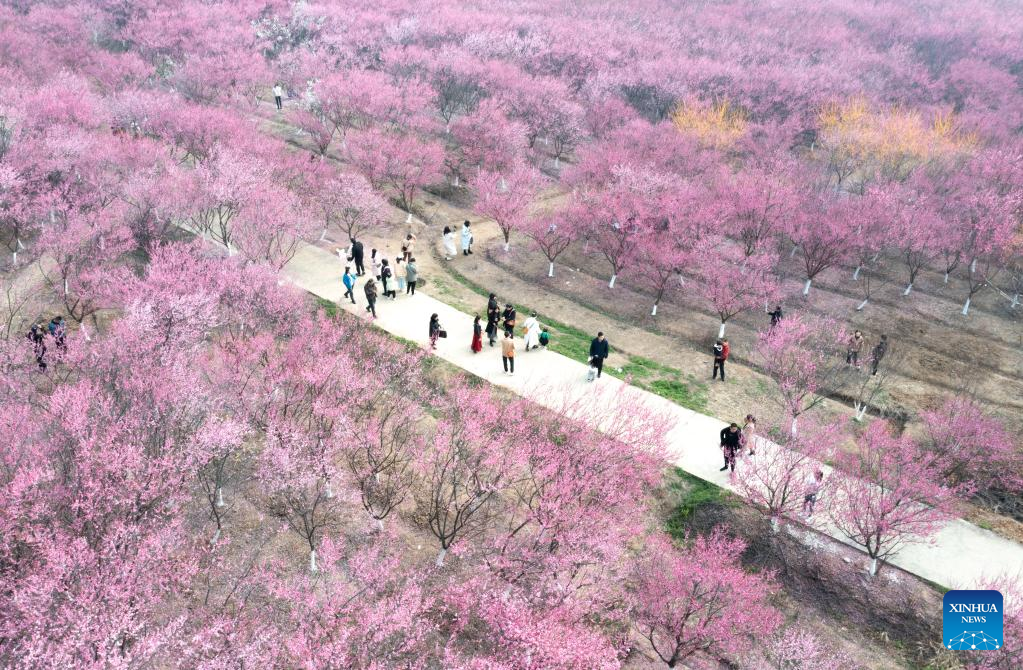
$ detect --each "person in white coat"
[442,226,457,260]
[460,220,473,256]
[522,312,541,351]
[272,84,284,110]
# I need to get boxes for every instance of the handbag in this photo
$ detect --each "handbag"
[438,330,448,338]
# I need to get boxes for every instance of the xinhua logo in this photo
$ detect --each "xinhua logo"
[943,590,1004,651]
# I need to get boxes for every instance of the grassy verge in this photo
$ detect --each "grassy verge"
[664,467,734,541]
[441,264,709,412]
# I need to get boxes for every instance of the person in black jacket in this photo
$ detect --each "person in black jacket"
[870,334,888,376]
[502,304,517,338]
[27,324,47,370]
[720,423,741,472]
[486,293,500,346]
[588,332,610,378]
[350,237,365,276]
[768,305,783,327]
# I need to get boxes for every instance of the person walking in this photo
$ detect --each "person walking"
[846,330,864,367]
[442,226,457,260]
[869,334,888,376]
[405,257,418,295]
[741,414,757,456]
[461,220,473,256]
[486,293,500,346]
[51,315,66,353]
[350,237,365,276]
[471,315,483,353]
[370,249,383,281]
[380,259,395,299]
[501,331,515,375]
[364,278,378,318]
[768,305,783,327]
[400,234,416,262]
[341,266,357,305]
[712,338,729,381]
[588,332,610,379]
[394,257,406,294]
[429,313,442,350]
[27,324,47,370]
[502,304,517,338]
[802,469,825,517]
[273,83,284,110]
[522,312,541,351]
[720,423,741,472]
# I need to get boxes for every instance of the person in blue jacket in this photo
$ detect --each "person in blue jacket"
[341,266,357,304]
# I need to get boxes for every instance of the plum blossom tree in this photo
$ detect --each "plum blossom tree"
[522,210,577,278]
[696,246,780,336]
[631,530,781,668]
[756,315,851,434]
[787,191,855,295]
[473,164,544,252]
[309,171,388,244]
[758,627,859,670]
[347,128,445,217]
[828,421,966,576]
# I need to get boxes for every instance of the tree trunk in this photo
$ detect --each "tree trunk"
[548,262,554,277]
[718,321,726,338]
[215,487,224,507]
[651,303,657,316]
[852,265,861,281]
[944,272,949,284]
[319,228,328,242]
[970,258,977,274]
[770,516,780,533]
[790,416,798,437]
[503,241,510,252]
[376,518,385,532]
[211,527,221,544]
[856,298,868,311]
[853,402,868,421]
[452,175,459,187]
[1011,293,1019,309]
[405,211,413,224]
[608,274,617,289]
[869,557,878,576]
[64,279,69,296]
[435,547,447,567]
[554,156,560,169]
[790,244,798,258]
[962,298,971,316]
[802,278,812,295]
[309,549,318,573]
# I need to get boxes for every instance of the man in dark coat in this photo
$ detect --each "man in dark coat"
[870,334,888,376]
[350,237,365,276]
[588,332,610,379]
[720,423,741,472]
[768,305,783,327]
[486,293,500,346]
[502,304,517,338]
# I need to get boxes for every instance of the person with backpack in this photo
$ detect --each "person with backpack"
[350,237,365,276]
[870,334,888,376]
[712,338,729,381]
[27,324,47,370]
[364,278,378,318]
[341,266,357,305]
[588,332,610,379]
[405,257,418,295]
[720,423,741,472]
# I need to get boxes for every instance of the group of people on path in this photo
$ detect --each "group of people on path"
[467,293,551,376]
[338,235,419,319]
[26,316,66,371]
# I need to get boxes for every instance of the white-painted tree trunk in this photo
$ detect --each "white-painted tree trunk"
[944,272,949,284]
[452,175,459,187]
[790,416,798,437]
[852,265,861,281]
[802,278,812,295]
[962,298,971,316]
[554,156,560,169]
[790,245,798,258]
[309,549,318,573]
[970,258,977,274]
[503,241,510,252]
[607,274,618,288]
[869,557,878,576]
[319,228,327,242]
[718,321,726,338]
[435,547,447,567]
[11,251,16,265]
[770,516,780,533]
[903,283,913,295]
[651,303,657,316]
[543,135,549,146]
[211,528,221,544]
[215,487,224,507]
[325,481,333,499]
[499,177,507,190]
[376,518,385,532]
[871,252,880,262]
[405,211,413,224]
[856,298,869,311]
[1012,293,1020,309]
[80,322,90,341]
[64,279,69,296]
[547,262,554,277]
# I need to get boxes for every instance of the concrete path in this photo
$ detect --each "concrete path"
[282,241,1023,589]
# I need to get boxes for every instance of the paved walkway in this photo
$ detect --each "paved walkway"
[281,241,1023,589]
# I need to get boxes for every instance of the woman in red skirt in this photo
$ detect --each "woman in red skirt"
[471,315,484,353]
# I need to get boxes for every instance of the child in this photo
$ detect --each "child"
[538,327,550,350]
